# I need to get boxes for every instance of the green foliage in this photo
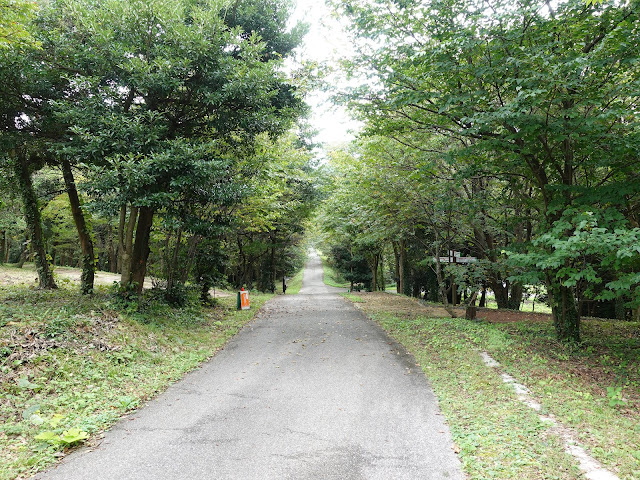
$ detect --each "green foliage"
[332,0,640,338]
[606,386,626,408]
[508,208,640,307]
[35,426,89,447]
[0,0,38,47]
[1,0,311,299]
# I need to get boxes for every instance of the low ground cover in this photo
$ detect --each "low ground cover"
[344,291,640,480]
[0,276,270,480]
[276,268,304,295]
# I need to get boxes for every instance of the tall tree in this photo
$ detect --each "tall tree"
[37,0,305,294]
[335,0,640,341]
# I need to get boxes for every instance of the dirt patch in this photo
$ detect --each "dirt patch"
[350,293,552,324]
[350,292,639,411]
[349,292,451,319]
[470,307,552,324]
[0,265,230,297]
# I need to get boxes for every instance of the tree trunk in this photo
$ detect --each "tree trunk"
[129,206,154,294]
[490,278,509,309]
[369,254,378,292]
[120,205,138,286]
[379,253,385,291]
[507,283,523,310]
[479,285,486,307]
[398,239,406,295]
[181,234,201,284]
[393,242,400,293]
[269,231,277,293]
[167,226,183,291]
[546,277,580,343]
[117,205,127,274]
[61,159,95,294]
[13,154,56,289]
[17,239,27,268]
[433,247,455,317]
[4,233,10,263]
[0,230,4,264]
[108,224,117,273]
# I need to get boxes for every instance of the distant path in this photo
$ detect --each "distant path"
[35,253,463,479]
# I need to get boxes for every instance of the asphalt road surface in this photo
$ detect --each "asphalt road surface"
[35,253,464,480]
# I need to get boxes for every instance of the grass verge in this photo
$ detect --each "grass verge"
[276,268,304,295]
[318,257,350,289]
[0,284,271,480]
[343,292,640,480]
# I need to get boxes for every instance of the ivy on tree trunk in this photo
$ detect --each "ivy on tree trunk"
[13,152,56,289]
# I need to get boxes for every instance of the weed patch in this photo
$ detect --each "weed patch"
[0,284,271,480]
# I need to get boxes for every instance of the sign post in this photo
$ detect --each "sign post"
[237,287,250,310]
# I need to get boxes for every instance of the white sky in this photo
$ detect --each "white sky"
[289,0,362,152]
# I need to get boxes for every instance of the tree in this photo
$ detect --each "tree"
[0,0,37,47]
[36,0,305,294]
[335,0,640,341]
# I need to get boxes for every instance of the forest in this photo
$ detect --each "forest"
[0,0,316,304]
[1,1,640,479]
[1,0,640,340]
[318,0,640,343]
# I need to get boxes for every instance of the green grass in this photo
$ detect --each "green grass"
[0,284,271,480]
[481,298,553,314]
[319,258,350,288]
[341,292,365,303]
[277,268,304,295]
[346,294,640,480]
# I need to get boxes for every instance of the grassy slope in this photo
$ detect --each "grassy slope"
[318,257,350,288]
[275,267,304,295]
[0,281,271,480]
[340,292,640,480]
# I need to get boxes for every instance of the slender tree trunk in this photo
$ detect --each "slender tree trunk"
[0,230,4,264]
[61,159,95,294]
[108,224,117,273]
[479,285,487,307]
[167,226,183,291]
[269,230,277,293]
[130,206,154,294]
[393,242,400,293]
[160,231,172,277]
[120,206,138,286]
[398,239,406,295]
[433,242,455,317]
[17,239,27,268]
[369,254,378,292]
[546,276,580,342]
[181,234,201,284]
[4,234,9,263]
[117,205,127,273]
[379,253,385,291]
[13,153,56,289]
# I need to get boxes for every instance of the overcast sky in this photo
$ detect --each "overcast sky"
[289,0,362,151]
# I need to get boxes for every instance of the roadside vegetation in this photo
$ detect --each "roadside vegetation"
[342,291,640,480]
[318,0,640,345]
[318,254,350,289]
[0,273,271,480]
[278,268,305,295]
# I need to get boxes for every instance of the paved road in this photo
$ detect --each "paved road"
[36,254,463,480]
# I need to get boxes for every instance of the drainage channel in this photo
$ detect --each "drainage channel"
[479,351,620,480]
